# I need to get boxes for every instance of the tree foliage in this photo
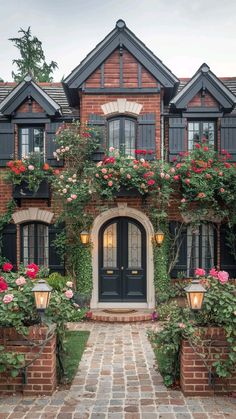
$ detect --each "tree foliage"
[9,27,58,82]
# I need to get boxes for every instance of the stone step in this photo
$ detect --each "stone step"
[90,309,153,322]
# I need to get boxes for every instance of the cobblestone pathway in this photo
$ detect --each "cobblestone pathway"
[0,322,235,419]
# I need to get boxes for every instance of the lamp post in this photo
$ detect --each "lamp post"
[184,279,207,311]
[154,229,165,246]
[80,230,90,245]
[32,279,52,322]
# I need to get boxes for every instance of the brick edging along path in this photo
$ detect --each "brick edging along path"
[0,321,235,419]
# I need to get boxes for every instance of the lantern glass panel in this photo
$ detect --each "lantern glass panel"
[188,292,204,310]
[34,291,50,310]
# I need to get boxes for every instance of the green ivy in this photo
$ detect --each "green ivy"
[69,241,93,297]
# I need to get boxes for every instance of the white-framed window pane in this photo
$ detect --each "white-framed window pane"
[124,120,135,157]
[37,224,49,266]
[103,223,117,268]
[22,223,48,266]
[21,128,30,157]
[187,224,214,276]
[108,120,120,149]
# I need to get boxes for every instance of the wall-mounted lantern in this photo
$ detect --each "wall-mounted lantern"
[154,230,165,246]
[80,230,90,245]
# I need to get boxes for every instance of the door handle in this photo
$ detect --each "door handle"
[106,270,113,274]
[131,270,138,274]
[121,266,124,270]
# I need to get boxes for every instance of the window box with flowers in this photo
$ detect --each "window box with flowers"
[5,152,53,200]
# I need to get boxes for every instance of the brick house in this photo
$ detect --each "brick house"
[0,19,236,310]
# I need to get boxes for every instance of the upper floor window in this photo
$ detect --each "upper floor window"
[108,117,136,156]
[188,121,215,150]
[19,126,44,158]
[21,223,48,266]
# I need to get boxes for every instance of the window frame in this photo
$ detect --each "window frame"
[186,223,215,277]
[21,222,49,266]
[107,116,137,156]
[19,125,45,159]
[187,120,216,150]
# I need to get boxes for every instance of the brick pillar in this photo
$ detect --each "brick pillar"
[180,327,236,396]
[0,325,57,396]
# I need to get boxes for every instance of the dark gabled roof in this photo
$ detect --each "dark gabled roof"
[171,64,236,111]
[63,19,179,96]
[0,77,75,117]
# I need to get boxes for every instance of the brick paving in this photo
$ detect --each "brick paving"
[0,321,235,418]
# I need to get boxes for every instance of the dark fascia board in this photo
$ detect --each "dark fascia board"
[0,78,61,116]
[63,21,179,90]
[183,112,223,118]
[170,64,236,110]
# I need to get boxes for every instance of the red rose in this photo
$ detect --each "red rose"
[43,163,50,170]
[26,263,39,279]
[203,146,209,151]
[3,262,13,272]
[54,169,60,175]
[0,277,8,293]
[224,162,231,168]
[147,150,154,155]
[174,175,180,181]
[195,143,201,149]
[184,178,190,184]
[147,179,155,186]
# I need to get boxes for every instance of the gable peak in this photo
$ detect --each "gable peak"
[116,19,126,30]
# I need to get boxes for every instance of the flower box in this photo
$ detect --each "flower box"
[115,187,142,197]
[13,180,50,199]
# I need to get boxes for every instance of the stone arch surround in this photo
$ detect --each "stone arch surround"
[90,203,155,309]
[12,208,54,225]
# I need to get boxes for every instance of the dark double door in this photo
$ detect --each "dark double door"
[99,217,146,302]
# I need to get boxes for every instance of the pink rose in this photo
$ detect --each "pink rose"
[181,198,186,203]
[3,294,14,304]
[209,268,219,278]
[178,322,186,329]
[95,173,99,178]
[103,175,108,179]
[101,168,107,174]
[195,268,206,277]
[64,289,73,299]
[16,276,26,286]
[127,174,131,179]
[185,179,190,185]
[71,194,77,199]
[108,181,113,187]
[28,165,34,171]
[67,197,72,202]
[170,167,176,173]
[217,271,229,284]
[165,174,170,180]
[220,188,225,193]
[174,175,180,181]
[109,146,115,152]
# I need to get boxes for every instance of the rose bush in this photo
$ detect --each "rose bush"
[150,267,236,386]
[173,143,236,219]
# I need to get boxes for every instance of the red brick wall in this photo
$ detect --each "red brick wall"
[0,326,57,395]
[180,327,236,396]
[85,48,158,89]
[17,99,44,113]
[188,91,218,108]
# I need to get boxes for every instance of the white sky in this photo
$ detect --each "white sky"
[0,0,235,82]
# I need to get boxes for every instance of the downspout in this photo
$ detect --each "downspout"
[160,92,164,162]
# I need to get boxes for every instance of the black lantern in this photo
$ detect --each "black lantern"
[185,279,207,311]
[32,279,52,316]
[80,230,90,245]
[154,230,165,246]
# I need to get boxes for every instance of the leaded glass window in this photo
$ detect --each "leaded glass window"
[19,127,44,158]
[103,222,117,268]
[128,222,141,268]
[108,117,136,156]
[188,121,215,150]
[22,223,49,266]
[187,224,214,276]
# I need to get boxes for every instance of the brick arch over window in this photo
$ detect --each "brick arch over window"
[101,99,143,117]
[12,208,54,225]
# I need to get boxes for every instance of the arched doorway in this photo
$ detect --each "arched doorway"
[99,217,146,302]
[90,204,155,309]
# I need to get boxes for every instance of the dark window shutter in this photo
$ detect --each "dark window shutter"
[220,117,236,162]
[169,221,187,278]
[220,224,236,277]
[88,114,105,161]
[137,113,156,160]
[48,224,65,274]
[46,122,64,167]
[0,122,14,166]
[169,117,186,162]
[1,224,17,268]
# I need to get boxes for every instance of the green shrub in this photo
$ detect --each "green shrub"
[157,300,180,321]
[47,272,69,291]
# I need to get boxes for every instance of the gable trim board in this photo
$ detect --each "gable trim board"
[170,64,236,111]
[63,20,179,106]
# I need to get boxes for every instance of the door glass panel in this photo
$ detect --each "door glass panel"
[37,224,49,266]
[21,128,30,157]
[103,223,117,268]
[33,128,44,155]
[128,222,141,268]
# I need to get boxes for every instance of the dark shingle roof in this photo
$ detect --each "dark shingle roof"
[0,82,74,116]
